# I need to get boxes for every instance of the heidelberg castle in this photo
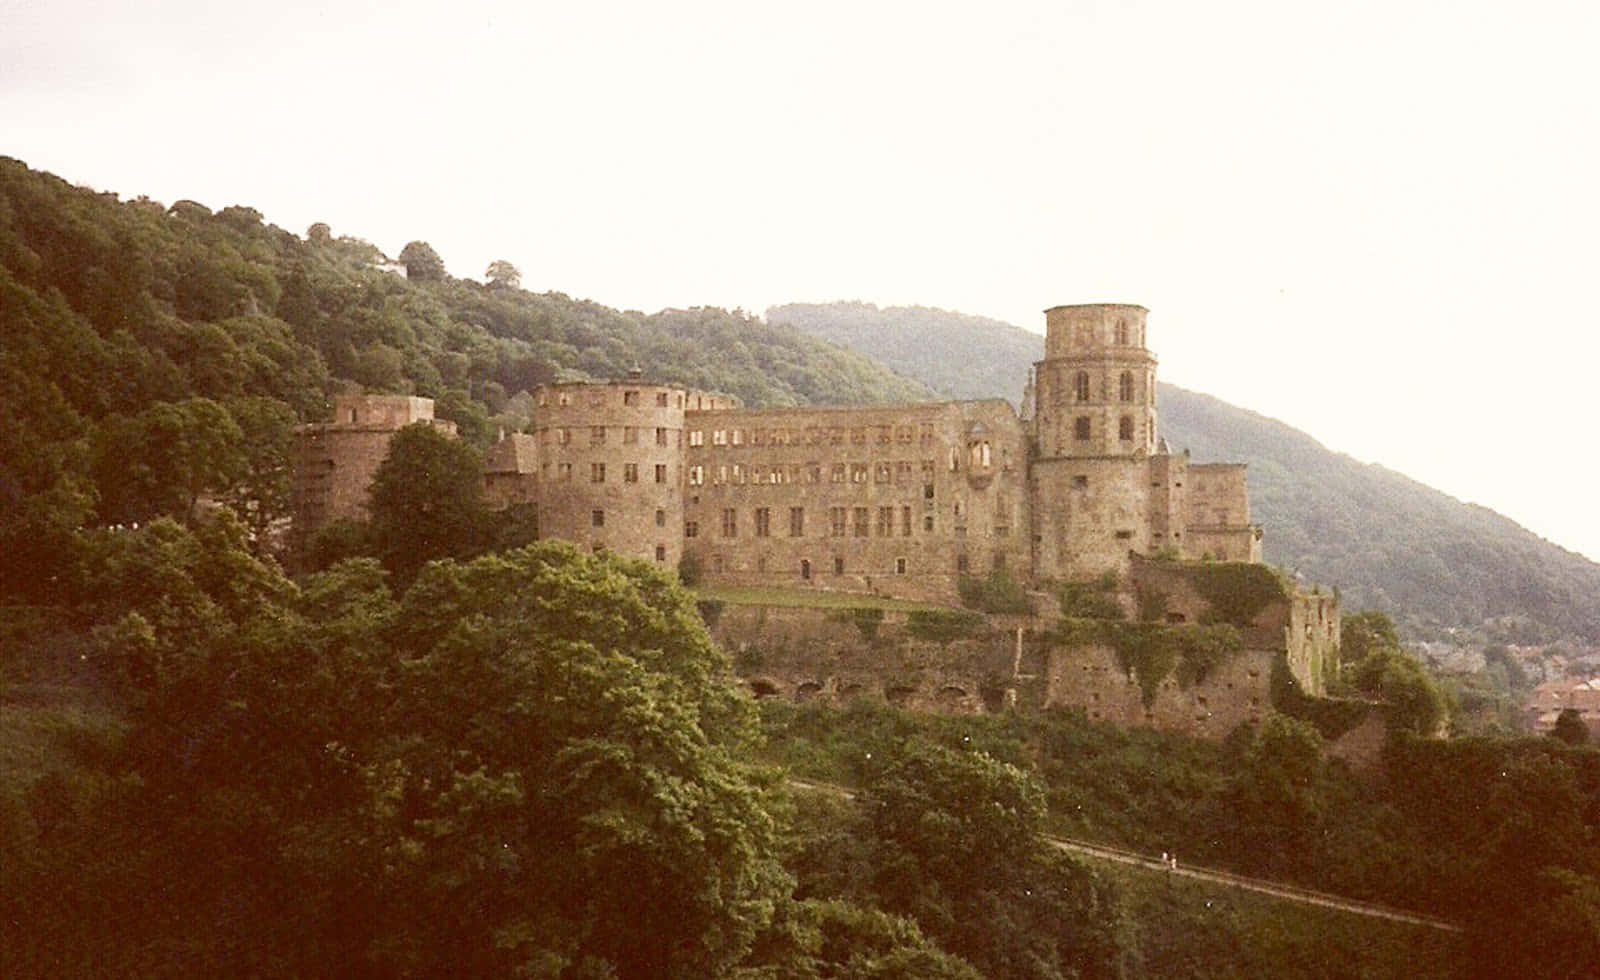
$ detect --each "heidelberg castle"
[293,303,1264,602]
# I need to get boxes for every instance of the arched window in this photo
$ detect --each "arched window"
[1119,415,1134,441]
[1074,416,1091,440]
[1074,371,1090,402]
[1115,320,1129,345]
[1119,371,1134,402]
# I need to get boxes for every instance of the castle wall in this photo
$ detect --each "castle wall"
[681,400,1028,602]
[1183,463,1261,562]
[1286,590,1341,697]
[1031,456,1152,583]
[706,604,1019,713]
[1042,645,1275,737]
[483,433,537,508]
[529,381,729,568]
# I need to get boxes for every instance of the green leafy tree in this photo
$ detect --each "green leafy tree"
[366,422,488,585]
[91,397,246,524]
[485,259,521,289]
[1551,708,1590,745]
[397,240,446,281]
[857,743,1127,980]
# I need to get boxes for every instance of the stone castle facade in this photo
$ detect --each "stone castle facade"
[293,303,1264,602]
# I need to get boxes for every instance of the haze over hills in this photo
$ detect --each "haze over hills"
[768,302,1600,643]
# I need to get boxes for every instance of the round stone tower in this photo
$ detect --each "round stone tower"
[1033,304,1157,458]
[532,380,694,569]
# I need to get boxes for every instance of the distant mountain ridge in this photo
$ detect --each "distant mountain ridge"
[767,301,1600,642]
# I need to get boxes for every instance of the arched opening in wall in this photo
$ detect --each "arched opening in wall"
[885,685,915,707]
[1074,371,1091,402]
[1119,371,1133,401]
[1119,416,1134,441]
[748,679,780,699]
[936,686,968,710]
[979,681,1006,712]
[1116,320,1129,345]
[795,681,823,702]
[838,682,865,701]
[1074,417,1091,440]
[800,558,812,581]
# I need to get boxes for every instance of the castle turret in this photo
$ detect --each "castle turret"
[1033,304,1157,458]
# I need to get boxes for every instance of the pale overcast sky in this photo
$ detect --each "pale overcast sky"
[4,0,1598,562]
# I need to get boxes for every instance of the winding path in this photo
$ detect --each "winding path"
[786,777,1462,934]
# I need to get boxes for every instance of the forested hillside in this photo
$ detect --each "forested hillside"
[768,301,1600,642]
[0,158,930,601]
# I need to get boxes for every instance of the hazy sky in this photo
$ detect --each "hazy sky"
[5,0,1598,561]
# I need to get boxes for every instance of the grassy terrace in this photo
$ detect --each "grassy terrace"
[692,584,954,613]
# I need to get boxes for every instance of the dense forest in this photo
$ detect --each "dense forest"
[3,160,1597,976]
[768,301,1600,643]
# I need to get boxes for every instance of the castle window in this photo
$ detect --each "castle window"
[924,515,934,532]
[559,392,571,406]
[559,463,573,481]
[685,521,699,538]
[851,464,868,483]
[689,430,704,447]
[731,429,743,446]
[716,465,727,485]
[901,506,912,536]
[877,426,892,444]
[623,426,638,445]
[1115,530,1133,539]
[624,463,638,483]
[732,464,744,484]
[591,509,605,527]
[623,390,639,406]
[852,507,869,537]
[656,464,667,483]
[591,426,606,446]
[851,428,866,444]
[713,429,727,446]
[830,428,844,445]
[807,463,822,483]
[800,558,811,580]
[919,424,934,446]
[831,464,846,483]
[1073,474,1088,489]
[655,545,666,562]
[789,507,805,536]
[834,556,845,575]
[656,392,669,407]
[924,483,935,500]
[721,508,737,537]
[896,426,913,443]
[656,427,668,447]
[655,508,666,527]
[1119,371,1133,402]
[348,407,358,423]
[557,428,570,445]
[1074,416,1091,440]
[755,508,771,537]
[896,461,912,483]
[1074,371,1091,402]
[751,429,767,446]
[1119,415,1134,441]
[689,465,704,486]
[591,463,606,482]
[1115,320,1129,345]
[895,557,907,575]
[829,507,846,537]
[875,462,892,483]
[956,555,969,573]
[876,506,893,536]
